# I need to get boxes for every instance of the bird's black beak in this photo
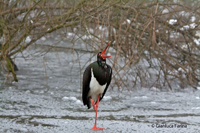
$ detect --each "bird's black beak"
[100,41,112,59]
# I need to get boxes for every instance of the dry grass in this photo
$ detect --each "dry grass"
[0,0,200,90]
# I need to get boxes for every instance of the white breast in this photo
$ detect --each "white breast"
[88,68,107,103]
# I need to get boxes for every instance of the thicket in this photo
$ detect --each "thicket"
[0,0,200,90]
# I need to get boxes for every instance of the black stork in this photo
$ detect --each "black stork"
[82,41,112,130]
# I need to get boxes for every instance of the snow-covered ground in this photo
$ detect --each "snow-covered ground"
[1,42,200,132]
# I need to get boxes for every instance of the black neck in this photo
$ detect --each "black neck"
[97,59,106,67]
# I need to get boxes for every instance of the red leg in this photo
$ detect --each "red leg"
[90,98,96,110]
[91,94,104,130]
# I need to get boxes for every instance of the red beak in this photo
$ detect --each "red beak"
[100,41,112,59]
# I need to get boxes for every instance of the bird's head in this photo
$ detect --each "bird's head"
[97,41,111,60]
[97,42,111,68]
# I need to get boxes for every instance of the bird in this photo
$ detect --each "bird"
[82,41,112,130]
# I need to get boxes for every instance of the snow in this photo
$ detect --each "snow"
[168,20,197,29]
[168,19,177,25]
[142,96,148,98]
[178,67,185,72]
[69,96,77,101]
[134,96,148,99]
[75,100,82,104]
[112,28,116,34]
[62,96,78,101]
[127,19,131,24]
[102,96,112,101]
[25,36,31,43]
[89,28,94,33]
[67,32,74,36]
[188,23,197,28]
[62,96,82,105]
[191,107,200,109]
[122,19,131,25]
[98,25,102,30]
[98,25,107,31]
[195,96,200,99]
[196,31,200,37]
[194,39,200,45]
[40,36,46,41]
[180,23,197,31]
[179,11,190,17]
[191,16,196,22]
[107,52,111,56]
[162,9,169,14]
[62,97,69,101]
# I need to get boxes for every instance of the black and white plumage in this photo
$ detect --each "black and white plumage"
[82,41,112,130]
[82,60,112,109]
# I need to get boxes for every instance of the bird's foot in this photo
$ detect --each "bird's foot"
[91,125,104,130]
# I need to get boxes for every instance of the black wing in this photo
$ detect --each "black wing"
[100,65,112,101]
[82,65,92,108]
